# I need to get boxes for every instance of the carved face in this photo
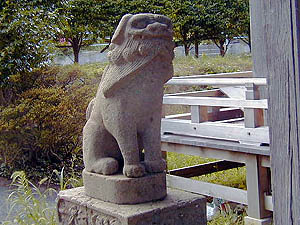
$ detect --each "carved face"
[101,13,174,97]
[126,14,173,40]
[108,13,174,60]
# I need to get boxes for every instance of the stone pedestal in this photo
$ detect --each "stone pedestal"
[57,187,207,225]
[83,170,167,204]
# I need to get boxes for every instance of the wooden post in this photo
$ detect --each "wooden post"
[191,106,220,123]
[244,83,264,128]
[245,155,271,222]
[250,0,269,126]
[254,0,300,224]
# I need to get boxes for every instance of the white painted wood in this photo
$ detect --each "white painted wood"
[162,141,248,163]
[173,71,253,79]
[220,86,246,100]
[166,175,248,205]
[161,134,270,156]
[239,141,263,146]
[163,96,268,109]
[260,156,270,168]
[246,155,272,218]
[165,89,222,97]
[244,83,264,128]
[213,117,244,124]
[264,195,273,211]
[161,119,270,144]
[165,113,191,120]
[191,105,202,123]
[244,217,272,225]
[166,78,267,86]
[166,108,242,123]
[161,142,267,165]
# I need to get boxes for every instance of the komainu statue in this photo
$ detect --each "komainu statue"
[83,13,174,178]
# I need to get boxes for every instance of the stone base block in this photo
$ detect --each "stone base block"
[58,187,207,225]
[244,216,272,225]
[83,170,167,204]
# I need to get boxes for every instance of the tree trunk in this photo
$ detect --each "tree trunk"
[194,40,199,58]
[219,39,226,57]
[73,44,80,64]
[248,30,251,52]
[0,88,5,106]
[248,40,251,52]
[184,44,190,56]
[71,38,81,64]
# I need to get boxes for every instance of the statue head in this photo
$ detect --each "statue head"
[100,13,175,97]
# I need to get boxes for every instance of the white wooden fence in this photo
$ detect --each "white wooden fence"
[161,71,272,224]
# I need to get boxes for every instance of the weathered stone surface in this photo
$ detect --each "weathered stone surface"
[83,13,174,178]
[83,170,166,204]
[58,187,207,225]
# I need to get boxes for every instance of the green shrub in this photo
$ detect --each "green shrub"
[0,63,103,180]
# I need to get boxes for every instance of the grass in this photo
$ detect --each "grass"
[173,54,252,76]
[54,54,252,82]
[3,169,83,225]
[167,152,247,190]
[208,211,245,225]
[2,171,57,225]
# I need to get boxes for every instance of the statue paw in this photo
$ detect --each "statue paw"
[144,159,166,173]
[91,157,119,175]
[123,164,145,178]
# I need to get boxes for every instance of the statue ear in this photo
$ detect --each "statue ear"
[111,14,132,45]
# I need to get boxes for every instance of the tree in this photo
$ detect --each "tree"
[200,0,250,56]
[231,0,251,51]
[54,0,119,64]
[165,0,207,56]
[199,0,234,56]
[0,0,57,104]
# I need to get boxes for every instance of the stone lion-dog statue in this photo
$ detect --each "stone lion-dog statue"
[83,13,174,178]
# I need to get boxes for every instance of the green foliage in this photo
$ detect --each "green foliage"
[54,0,120,63]
[119,0,167,15]
[0,0,57,86]
[0,63,103,180]
[3,169,83,225]
[199,0,250,56]
[53,165,83,191]
[231,0,251,49]
[164,0,250,56]
[208,205,246,225]
[2,171,57,225]
[164,0,204,55]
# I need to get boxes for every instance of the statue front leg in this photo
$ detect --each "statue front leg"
[143,113,166,173]
[108,122,145,178]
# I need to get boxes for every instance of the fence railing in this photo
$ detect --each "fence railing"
[162,71,269,145]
